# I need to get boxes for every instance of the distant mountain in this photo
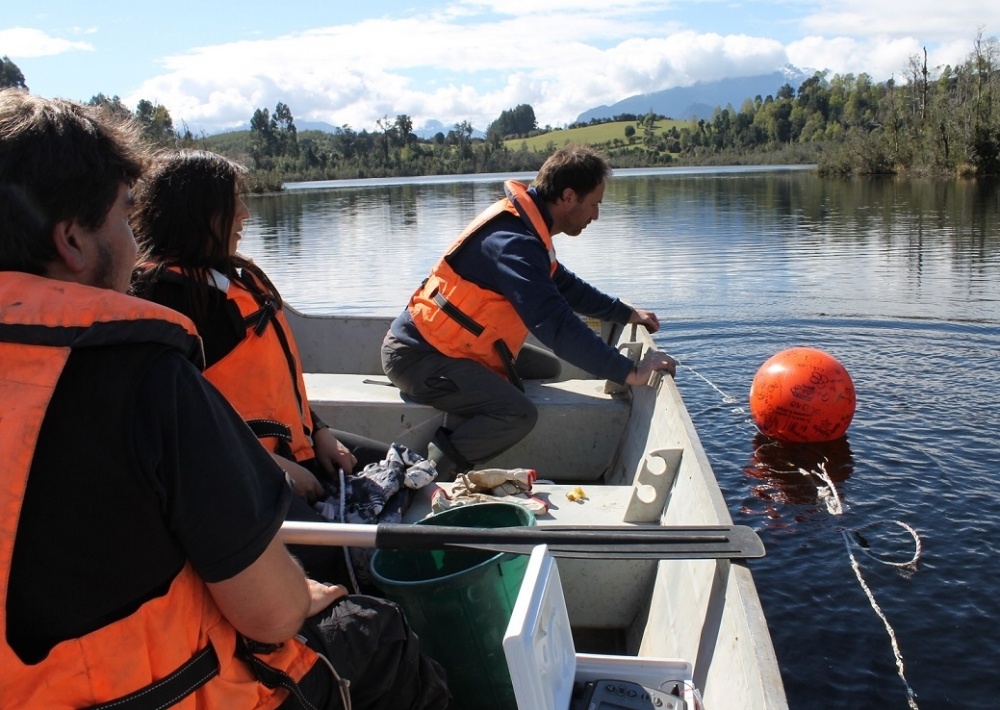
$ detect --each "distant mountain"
[576,66,812,123]
[413,119,448,139]
[414,119,485,140]
[297,120,340,133]
[296,118,485,140]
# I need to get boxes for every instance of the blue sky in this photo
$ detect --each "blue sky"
[2,1,995,135]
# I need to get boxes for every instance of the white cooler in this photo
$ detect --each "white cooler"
[502,545,699,709]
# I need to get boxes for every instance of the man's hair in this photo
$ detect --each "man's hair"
[0,89,145,274]
[531,144,612,203]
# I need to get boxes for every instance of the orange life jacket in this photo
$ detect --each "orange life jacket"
[408,180,558,379]
[0,272,317,709]
[164,263,316,463]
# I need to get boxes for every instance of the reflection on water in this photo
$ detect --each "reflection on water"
[246,168,1000,325]
[247,180,513,314]
[242,167,1000,709]
[743,434,855,516]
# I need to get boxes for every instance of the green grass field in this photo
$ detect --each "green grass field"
[504,119,690,151]
[199,119,693,155]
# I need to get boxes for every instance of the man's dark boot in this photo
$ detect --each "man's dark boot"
[427,427,472,482]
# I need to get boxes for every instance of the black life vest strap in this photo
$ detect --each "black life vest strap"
[235,268,312,445]
[83,644,219,710]
[246,419,295,460]
[429,289,524,391]
[493,339,525,392]
[246,418,293,442]
[236,636,319,710]
[430,289,485,337]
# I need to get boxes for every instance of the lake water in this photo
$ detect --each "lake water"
[242,167,1000,709]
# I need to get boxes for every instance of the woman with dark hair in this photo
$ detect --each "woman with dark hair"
[131,149,390,582]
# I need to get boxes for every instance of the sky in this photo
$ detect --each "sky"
[2,1,997,136]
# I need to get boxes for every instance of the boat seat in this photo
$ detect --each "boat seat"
[304,374,630,481]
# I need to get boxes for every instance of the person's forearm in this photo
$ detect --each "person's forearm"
[534,309,634,382]
[206,537,311,643]
[553,266,634,323]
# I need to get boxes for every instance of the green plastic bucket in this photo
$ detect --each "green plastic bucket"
[369,502,535,710]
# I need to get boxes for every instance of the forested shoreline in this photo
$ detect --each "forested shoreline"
[3,30,1000,191]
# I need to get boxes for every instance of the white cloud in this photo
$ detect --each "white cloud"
[117,0,998,135]
[791,0,998,76]
[0,27,93,57]
[457,0,674,16]
[798,0,999,41]
[128,19,797,134]
[786,34,975,81]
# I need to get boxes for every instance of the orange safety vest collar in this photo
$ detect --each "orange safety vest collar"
[0,272,316,709]
[408,180,558,379]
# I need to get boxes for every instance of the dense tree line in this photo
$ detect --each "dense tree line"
[235,108,548,191]
[227,31,1000,184]
[4,31,1000,188]
[84,93,190,150]
[664,32,1000,176]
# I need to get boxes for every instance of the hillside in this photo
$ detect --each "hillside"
[504,119,688,152]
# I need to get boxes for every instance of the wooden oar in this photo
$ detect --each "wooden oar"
[279,520,765,560]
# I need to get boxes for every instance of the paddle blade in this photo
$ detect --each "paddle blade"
[377,523,765,560]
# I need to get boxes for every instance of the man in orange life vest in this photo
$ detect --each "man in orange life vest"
[382,145,677,479]
[0,90,448,709]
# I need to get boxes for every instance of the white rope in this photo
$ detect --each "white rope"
[806,465,922,708]
[679,362,739,405]
[338,467,361,595]
[684,362,923,708]
[846,520,923,569]
[801,463,843,515]
[314,652,352,710]
[841,527,921,710]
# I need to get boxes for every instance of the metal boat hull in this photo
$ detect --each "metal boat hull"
[285,309,788,709]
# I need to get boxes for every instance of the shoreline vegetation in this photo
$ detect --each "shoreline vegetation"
[3,30,1000,192]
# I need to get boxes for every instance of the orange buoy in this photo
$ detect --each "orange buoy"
[749,347,856,443]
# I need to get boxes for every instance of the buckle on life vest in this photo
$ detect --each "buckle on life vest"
[245,300,278,336]
[241,637,285,655]
[236,635,315,709]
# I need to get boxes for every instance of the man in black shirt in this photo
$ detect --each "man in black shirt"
[0,89,448,708]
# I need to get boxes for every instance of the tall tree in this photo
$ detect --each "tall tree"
[135,99,176,147]
[249,107,278,168]
[964,31,1000,173]
[87,94,132,121]
[394,114,414,146]
[450,120,475,164]
[375,115,396,164]
[486,104,536,140]
[0,56,26,90]
[273,101,299,158]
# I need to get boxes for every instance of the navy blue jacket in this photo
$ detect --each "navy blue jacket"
[390,187,635,384]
